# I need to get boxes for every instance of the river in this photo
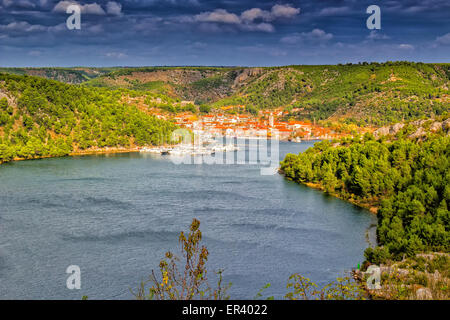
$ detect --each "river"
[0,140,376,299]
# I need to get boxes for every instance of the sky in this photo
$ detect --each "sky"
[0,0,449,67]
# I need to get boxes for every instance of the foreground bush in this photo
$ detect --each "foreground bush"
[132,219,231,300]
[133,219,366,300]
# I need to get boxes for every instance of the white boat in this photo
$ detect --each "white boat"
[211,144,239,152]
[168,148,187,156]
[167,145,213,156]
[141,143,238,156]
[225,143,239,152]
[140,147,164,153]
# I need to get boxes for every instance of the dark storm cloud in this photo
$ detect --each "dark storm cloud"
[0,0,448,66]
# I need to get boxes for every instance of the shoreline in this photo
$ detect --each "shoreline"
[1,147,142,165]
[279,171,379,215]
[1,139,321,165]
[303,181,379,214]
[70,146,141,157]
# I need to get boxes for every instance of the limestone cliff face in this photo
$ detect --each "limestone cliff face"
[0,88,15,107]
[232,68,264,87]
[373,117,450,140]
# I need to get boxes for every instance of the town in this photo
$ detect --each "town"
[132,99,350,141]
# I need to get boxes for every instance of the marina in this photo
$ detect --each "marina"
[140,140,239,156]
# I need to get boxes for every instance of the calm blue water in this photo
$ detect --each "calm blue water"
[0,141,376,299]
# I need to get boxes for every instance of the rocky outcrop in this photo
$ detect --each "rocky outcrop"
[408,127,427,139]
[390,123,405,135]
[443,118,450,131]
[373,123,404,138]
[430,121,443,132]
[233,68,264,87]
[0,88,15,106]
[416,288,433,300]
[373,126,390,138]
[410,119,427,127]
[374,117,450,140]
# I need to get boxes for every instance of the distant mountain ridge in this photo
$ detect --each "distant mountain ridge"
[0,67,117,84]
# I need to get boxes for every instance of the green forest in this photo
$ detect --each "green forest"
[280,121,450,263]
[3,62,449,126]
[214,62,449,125]
[0,73,177,164]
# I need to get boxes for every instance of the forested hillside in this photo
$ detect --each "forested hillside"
[0,73,177,164]
[85,66,240,102]
[280,118,450,263]
[2,63,448,126]
[82,62,450,125]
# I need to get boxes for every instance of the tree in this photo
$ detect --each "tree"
[199,104,211,114]
[0,98,8,110]
[0,144,14,162]
[280,125,450,263]
[132,219,231,300]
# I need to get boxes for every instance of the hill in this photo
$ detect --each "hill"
[82,62,450,125]
[0,73,177,164]
[84,66,241,102]
[0,67,117,84]
[279,118,450,299]
[280,117,450,263]
[1,62,448,126]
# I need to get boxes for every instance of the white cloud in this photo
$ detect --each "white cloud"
[106,1,122,16]
[241,8,271,22]
[281,29,333,44]
[241,22,275,33]
[270,4,300,19]
[398,44,414,50]
[0,21,46,33]
[105,52,128,59]
[86,23,104,34]
[319,6,351,16]
[193,4,299,33]
[1,0,12,7]
[195,9,240,24]
[53,1,106,15]
[435,33,450,45]
[2,0,35,8]
[404,6,427,13]
[0,20,103,36]
[366,30,390,40]
[28,50,42,57]
[241,4,300,22]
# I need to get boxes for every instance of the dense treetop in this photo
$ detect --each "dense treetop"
[280,119,450,263]
[2,62,449,125]
[0,73,177,163]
